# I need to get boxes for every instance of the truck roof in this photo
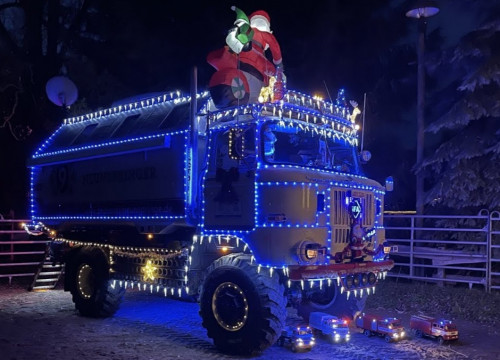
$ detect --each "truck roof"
[30,89,357,166]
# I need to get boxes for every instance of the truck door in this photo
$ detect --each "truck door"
[203,125,256,230]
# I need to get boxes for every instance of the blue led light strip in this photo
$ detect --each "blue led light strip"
[34,215,185,221]
[32,129,188,159]
[62,91,210,125]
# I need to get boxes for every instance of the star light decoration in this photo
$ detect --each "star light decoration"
[142,260,157,282]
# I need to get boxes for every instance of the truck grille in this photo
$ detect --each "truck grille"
[331,189,375,244]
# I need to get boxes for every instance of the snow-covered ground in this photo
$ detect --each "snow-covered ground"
[0,284,498,359]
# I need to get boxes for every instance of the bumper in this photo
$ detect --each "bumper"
[288,259,394,281]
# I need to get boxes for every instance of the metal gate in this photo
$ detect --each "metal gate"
[384,210,500,292]
[0,219,47,285]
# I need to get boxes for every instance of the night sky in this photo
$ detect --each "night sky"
[0,0,486,217]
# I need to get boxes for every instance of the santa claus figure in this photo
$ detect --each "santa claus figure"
[207,7,285,108]
[334,218,384,263]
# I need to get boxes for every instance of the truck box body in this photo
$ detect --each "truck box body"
[410,315,433,334]
[30,97,195,223]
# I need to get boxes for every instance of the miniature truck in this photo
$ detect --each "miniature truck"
[410,315,459,344]
[309,311,350,342]
[355,313,406,342]
[277,325,315,352]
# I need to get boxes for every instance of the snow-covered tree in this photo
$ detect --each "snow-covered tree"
[424,6,500,213]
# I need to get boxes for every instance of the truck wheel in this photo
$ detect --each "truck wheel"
[199,253,286,355]
[298,282,367,320]
[415,329,423,338]
[364,329,372,337]
[385,335,391,343]
[291,345,297,352]
[70,249,125,317]
[438,336,444,345]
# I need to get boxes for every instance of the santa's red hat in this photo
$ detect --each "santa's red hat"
[249,10,271,24]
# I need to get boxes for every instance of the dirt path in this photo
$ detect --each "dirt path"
[1,284,499,359]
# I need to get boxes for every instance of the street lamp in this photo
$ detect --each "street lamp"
[406,0,439,215]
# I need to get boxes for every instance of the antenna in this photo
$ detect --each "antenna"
[323,80,333,103]
[361,92,367,152]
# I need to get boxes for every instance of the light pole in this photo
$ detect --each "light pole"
[406,0,439,215]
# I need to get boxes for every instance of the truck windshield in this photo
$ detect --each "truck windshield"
[261,120,361,175]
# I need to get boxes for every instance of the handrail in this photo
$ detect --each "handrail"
[0,219,45,285]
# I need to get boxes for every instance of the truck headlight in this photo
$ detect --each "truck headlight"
[393,333,399,338]
[296,241,325,264]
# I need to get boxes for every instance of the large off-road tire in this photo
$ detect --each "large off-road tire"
[297,282,367,321]
[69,248,125,317]
[199,253,286,355]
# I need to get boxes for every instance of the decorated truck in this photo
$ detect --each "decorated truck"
[26,6,394,356]
[355,313,406,342]
[309,311,350,342]
[277,325,315,352]
[410,315,459,345]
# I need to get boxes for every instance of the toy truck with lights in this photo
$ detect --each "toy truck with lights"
[309,311,350,342]
[355,313,406,342]
[410,315,458,345]
[277,325,315,352]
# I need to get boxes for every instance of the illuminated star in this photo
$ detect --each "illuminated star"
[142,260,157,282]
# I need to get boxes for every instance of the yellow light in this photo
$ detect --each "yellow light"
[141,260,157,282]
[354,124,360,130]
[221,246,228,252]
[50,230,56,236]
[147,233,154,240]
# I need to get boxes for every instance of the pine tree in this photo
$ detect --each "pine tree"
[424,7,500,213]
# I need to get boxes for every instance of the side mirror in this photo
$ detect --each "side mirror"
[385,176,394,192]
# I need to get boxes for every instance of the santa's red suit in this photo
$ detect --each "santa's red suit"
[238,10,282,83]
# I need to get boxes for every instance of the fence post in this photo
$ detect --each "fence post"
[487,213,492,293]
[10,222,14,262]
[410,216,414,278]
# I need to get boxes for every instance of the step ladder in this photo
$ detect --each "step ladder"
[29,245,64,291]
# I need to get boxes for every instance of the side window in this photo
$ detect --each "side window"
[209,126,255,174]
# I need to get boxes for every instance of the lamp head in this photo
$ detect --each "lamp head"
[406,0,440,19]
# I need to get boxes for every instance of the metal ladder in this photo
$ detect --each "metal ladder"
[29,245,64,291]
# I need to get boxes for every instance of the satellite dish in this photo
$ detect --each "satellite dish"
[46,76,78,107]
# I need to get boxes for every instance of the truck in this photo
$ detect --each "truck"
[277,325,315,352]
[355,313,406,342]
[410,315,459,345]
[309,311,350,342]
[25,8,394,356]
